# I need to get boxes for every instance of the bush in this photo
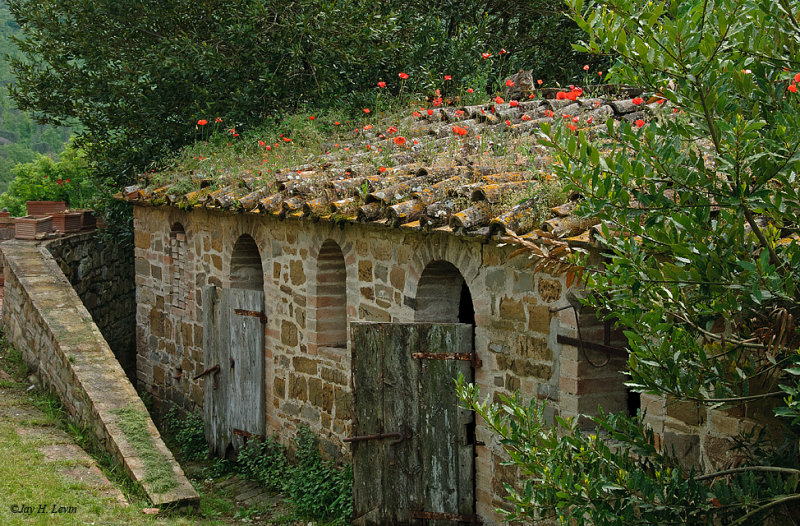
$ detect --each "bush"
[0,142,98,216]
[162,408,208,462]
[235,426,352,525]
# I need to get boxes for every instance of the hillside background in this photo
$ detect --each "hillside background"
[0,0,70,193]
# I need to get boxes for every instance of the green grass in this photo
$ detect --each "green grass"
[111,404,179,494]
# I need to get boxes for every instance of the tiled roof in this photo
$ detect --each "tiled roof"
[120,87,660,244]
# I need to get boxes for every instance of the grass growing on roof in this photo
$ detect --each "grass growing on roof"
[111,403,178,494]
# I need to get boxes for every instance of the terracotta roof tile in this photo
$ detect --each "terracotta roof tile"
[122,89,664,245]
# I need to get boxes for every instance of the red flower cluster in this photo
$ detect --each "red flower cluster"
[494,95,505,104]
[556,86,583,101]
[505,79,515,87]
[452,125,468,136]
[788,73,800,93]
[632,97,644,105]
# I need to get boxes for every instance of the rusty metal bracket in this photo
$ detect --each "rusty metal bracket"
[193,364,220,380]
[412,352,482,368]
[343,432,403,444]
[233,308,268,323]
[233,428,265,441]
[410,510,479,524]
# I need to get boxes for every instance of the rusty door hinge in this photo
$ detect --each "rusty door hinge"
[411,352,482,368]
[410,510,479,524]
[343,432,403,444]
[233,309,268,323]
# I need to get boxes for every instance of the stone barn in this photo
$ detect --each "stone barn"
[123,95,648,524]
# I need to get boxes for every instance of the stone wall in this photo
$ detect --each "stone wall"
[0,240,197,506]
[46,232,136,378]
[133,205,632,524]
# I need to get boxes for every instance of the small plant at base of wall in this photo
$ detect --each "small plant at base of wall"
[162,407,209,462]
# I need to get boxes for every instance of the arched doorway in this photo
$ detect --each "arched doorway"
[203,234,266,456]
[350,259,477,524]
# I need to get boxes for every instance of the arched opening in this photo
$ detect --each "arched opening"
[230,234,263,290]
[169,222,188,310]
[314,240,347,348]
[415,260,475,325]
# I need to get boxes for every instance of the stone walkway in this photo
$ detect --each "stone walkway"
[1,367,128,507]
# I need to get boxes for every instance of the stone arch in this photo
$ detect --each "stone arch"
[414,260,475,324]
[230,234,263,290]
[311,239,348,349]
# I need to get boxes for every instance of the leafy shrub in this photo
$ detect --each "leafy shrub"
[0,142,98,216]
[235,426,352,525]
[162,407,208,462]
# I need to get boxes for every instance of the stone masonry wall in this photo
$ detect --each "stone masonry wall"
[46,232,136,378]
[134,205,634,524]
[0,240,197,506]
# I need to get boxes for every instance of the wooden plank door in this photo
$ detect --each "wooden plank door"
[202,286,265,456]
[203,285,231,456]
[350,323,475,525]
[229,288,266,450]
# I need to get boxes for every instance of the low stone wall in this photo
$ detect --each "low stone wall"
[0,240,197,506]
[46,232,136,378]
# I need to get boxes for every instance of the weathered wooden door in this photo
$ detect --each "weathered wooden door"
[350,322,475,525]
[202,286,266,456]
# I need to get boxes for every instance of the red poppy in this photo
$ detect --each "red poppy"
[632,97,644,105]
[494,95,505,104]
[586,116,594,124]
[481,52,492,59]
[398,72,409,79]
[789,83,798,93]
[454,110,464,118]
[309,116,315,120]
[444,75,452,81]
[215,117,223,123]
[794,72,800,83]
[506,79,515,87]
[467,88,474,93]
[572,116,579,123]
[379,166,387,173]
[283,136,292,142]
[594,100,601,108]
[521,114,531,121]
[556,91,566,100]
[387,126,397,134]
[537,79,543,85]
[509,100,519,107]
[57,178,63,186]
[583,64,590,71]
[565,90,579,101]
[505,119,511,126]
[427,109,434,116]
[413,139,419,145]
[412,111,421,118]
[452,125,468,136]
[65,178,70,183]
[377,81,387,88]
[363,108,371,113]
[394,136,407,146]
[363,124,373,130]
[567,123,577,133]
[545,109,554,117]
[528,93,535,99]
[656,98,666,104]
[266,146,271,151]
[258,140,266,146]
[635,119,645,127]
[598,71,603,76]
[197,119,208,126]
[499,48,507,55]
[334,121,340,126]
